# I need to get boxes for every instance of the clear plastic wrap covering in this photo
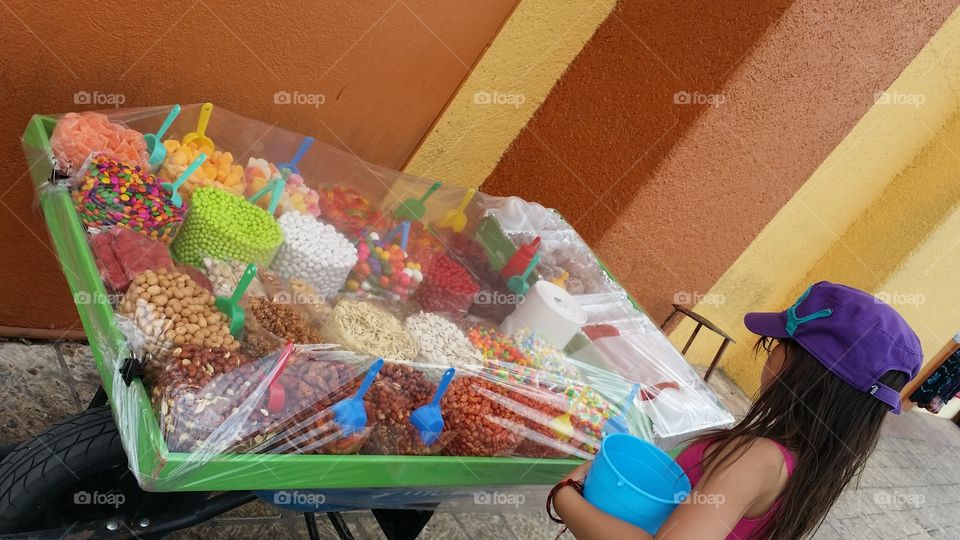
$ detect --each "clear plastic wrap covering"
[20,105,733,510]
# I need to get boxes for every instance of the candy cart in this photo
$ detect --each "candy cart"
[1,105,733,538]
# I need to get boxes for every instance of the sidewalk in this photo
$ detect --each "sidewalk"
[1,338,957,539]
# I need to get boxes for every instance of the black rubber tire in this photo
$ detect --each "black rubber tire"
[0,406,126,534]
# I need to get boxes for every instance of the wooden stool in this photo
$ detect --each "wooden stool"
[661,304,735,382]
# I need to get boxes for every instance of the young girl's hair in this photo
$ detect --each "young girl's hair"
[691,337,907,540]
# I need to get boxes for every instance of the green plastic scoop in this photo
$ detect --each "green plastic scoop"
[215,263,257,337]
[507,252,541,296]
[248,172,288,215]
[145,104,180,170]
[161,152,206,208]
[394,181,441,220]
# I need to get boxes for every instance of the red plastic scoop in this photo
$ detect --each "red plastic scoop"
[266,342,296,413]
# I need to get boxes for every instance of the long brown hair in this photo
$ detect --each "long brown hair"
[691,337,907,540]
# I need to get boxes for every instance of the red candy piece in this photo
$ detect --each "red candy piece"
[583,324,620,341]
[91,228,174,291]
[415,253,479,316]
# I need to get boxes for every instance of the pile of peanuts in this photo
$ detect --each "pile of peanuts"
[119,269,239,356]
[362,363,443,455]
[439,376,524,457]
[245,297,324,359]
[263,356,372,455]
[149,345,256,451]
[506,386,579,459]
[202,257,267,298]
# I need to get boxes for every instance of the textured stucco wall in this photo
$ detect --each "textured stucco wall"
[404,0,618,187]
[0,0,516,333]
[670,8,960,394]
[481,0,959,325]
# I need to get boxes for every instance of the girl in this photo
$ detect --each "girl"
[550,281,922,539]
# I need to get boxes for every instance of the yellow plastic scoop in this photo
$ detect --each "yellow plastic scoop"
[549,387,591,439]
[439,188,474,233]
[182,102,214,152]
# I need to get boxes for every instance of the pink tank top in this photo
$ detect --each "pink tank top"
[675,439,795,540]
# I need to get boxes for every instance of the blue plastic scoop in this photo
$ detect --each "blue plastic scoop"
[161,152,206,208]
[384,221,411,251]
[277,136,315,175]
[331,358,384,435]
[410,367,455,445]
[603,384,640,435]
[145,104,181,170]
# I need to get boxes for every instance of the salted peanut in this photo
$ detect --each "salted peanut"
[120,270,241,355]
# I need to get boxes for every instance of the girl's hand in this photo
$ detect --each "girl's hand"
[562,460,592,483]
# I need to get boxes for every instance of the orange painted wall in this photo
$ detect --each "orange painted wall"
[0,0,515,333]
[482,0,958,324]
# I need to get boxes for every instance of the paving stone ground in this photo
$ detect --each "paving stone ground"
[1,338,956,539]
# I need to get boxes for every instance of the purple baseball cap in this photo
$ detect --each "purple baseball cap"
[744,281,922,413]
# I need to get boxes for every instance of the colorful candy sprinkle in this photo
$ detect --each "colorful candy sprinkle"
[71,154,186,243]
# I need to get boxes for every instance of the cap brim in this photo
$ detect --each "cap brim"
[744,311,790,338]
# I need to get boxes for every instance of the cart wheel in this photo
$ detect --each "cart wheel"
[0,406,141,534]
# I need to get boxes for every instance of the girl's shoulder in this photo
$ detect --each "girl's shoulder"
[738,437,794,475]
[698,437,795,520]
[682,436,794,477]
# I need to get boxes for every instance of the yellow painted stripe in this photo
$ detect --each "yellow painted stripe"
[404,0,618,188]
[668,7,960,395]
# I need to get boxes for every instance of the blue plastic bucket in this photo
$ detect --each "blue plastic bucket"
[583,434,690,534]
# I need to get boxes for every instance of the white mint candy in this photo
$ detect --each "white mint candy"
[271,212,358,299]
